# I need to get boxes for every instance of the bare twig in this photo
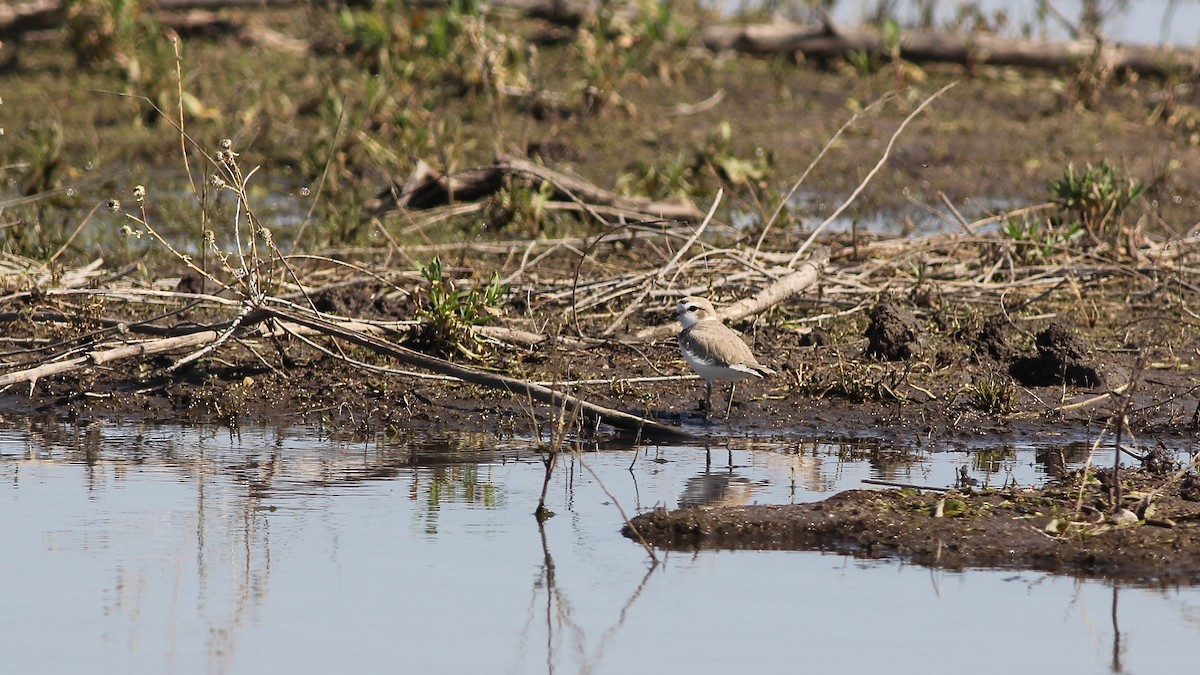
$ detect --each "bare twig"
[751,93,892,260]
[601,190,723,335]
[789,82,957,266]
[634,247,830,342]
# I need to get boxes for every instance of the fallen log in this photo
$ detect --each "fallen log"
[156,0,592,27]
[0,0,62,39]
[0,324,246,390]
[11,1,1196,79]
[632,247,830,343]
[372,157,705,223]
[0,0,591,40]
[700,22,1200,78]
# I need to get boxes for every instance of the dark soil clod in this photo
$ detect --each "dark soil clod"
[864,303,921,361]
[1141,443,1176,475]
[1009,323,1103,387]
[798,328,831,347]
[974,315,1013,362]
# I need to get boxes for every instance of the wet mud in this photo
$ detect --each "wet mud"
[626,467,1200,585]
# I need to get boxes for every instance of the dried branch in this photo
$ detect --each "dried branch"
[789,82,956,266]
[372,156,705,223]
[633,247,830,342]
[265,304,695,440]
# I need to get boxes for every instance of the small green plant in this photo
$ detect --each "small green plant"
[697,121,773,187]
[572,21,635,116]
[65,0,175,112]
[335,0,412,76]
[64,0,147,69]
[621,0,691,84]
[615,152,697,203]
[414,256,508,360]
[969,372,1016,415]
[1000,215,1082,264]
[481,177,554,235]
[334,0,524,96]
[20,121,64,196]
[614,123,772,202]
[1048,160,1144,246]
[450,14,531,96]
[882,17,904,89]
[846,48,876,77]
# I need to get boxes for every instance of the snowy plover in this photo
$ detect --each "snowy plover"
[675,296,776,418]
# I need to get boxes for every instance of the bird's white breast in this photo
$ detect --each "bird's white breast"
[679,321,765,382]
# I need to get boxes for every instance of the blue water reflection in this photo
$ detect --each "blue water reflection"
[1,419,1197,674]
[826,0,1200,46]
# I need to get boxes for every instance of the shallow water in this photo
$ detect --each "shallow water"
[832,0,1200,46]
[2,418,1198,674]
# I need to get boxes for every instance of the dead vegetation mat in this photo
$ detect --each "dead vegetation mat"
[2,223,1200,439]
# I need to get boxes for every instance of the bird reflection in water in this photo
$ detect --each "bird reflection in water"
[677,472,756,509]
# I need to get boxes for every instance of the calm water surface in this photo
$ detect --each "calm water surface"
[2,418,1198,674]
[833,0,1200,46]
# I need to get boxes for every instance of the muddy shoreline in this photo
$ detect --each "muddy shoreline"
[625,472,1200,586]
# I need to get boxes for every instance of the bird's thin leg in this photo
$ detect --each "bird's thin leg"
[703,381,714,419]
[724,383,737,419]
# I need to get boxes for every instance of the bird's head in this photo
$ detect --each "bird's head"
[676,296,716,329]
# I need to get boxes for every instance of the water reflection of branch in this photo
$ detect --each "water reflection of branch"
[515,517,588,674]
[537,520,560,674]
[519,515,660,675]
[1110,585,1123,674]
[625,449,643,511]
[576,453,657,563]
[580,561,659,675]
[206,440,279,671]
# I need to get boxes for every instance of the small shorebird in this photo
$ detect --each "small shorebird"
[675,296,776,418]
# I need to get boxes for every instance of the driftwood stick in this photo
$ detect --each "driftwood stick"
[0,324,252,389]
[265,304,695,440]
[0,0,62,38]
[500,155,704,222]
[373,157,704,223]
[861,478,950,492]
[0,310,193,337]
[474,324,589,350]
[632,247,830,342]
